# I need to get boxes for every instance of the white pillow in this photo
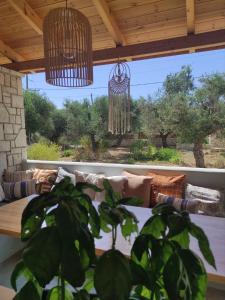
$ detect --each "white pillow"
[56,167,76,185]
[0,184,5,202]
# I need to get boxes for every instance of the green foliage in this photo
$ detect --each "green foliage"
[63,149,73,157]
[130,141,182,164]
[27,142,60,161]
[12,179,215,300]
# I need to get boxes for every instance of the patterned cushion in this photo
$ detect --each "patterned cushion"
[3,170,34,182]
[32,168,57,194]
[74,170,105,199]
[55,167,76,185]
[185,184,225,217]
[0,184,5,202]
[3,180,37,201]
[146,172,186,206]
[156,193,200,214]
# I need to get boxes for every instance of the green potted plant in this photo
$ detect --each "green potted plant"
[11,178,215,300]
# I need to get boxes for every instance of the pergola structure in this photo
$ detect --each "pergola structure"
[0,0,224,73]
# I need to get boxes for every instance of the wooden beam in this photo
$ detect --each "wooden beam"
[0,40,24,62]
[92,0,126,46]
[2,29,225,73]
[186,0,195,33]
[7,0,43,35]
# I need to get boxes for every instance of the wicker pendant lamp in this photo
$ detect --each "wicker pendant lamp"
[108,62,131,135]
[43,1,93,87]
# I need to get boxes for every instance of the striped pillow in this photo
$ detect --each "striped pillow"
[3,180,37,201]
[3,170,34,182]
[0,184,5,202]
[156,193,200,214]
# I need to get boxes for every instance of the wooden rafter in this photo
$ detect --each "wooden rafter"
[92,0,126,46]
[0,40,24,62]
[3,29,225,73]
[7,0,43,35]
[186,0,195,34]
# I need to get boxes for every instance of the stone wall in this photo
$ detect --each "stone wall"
[0,66,26,178]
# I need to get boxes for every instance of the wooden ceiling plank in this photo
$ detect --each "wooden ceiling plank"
[3,29,225,72]
[6,0,43,35]
[186,0,195,33]
[92,0,126,45]
[0,40,24,62]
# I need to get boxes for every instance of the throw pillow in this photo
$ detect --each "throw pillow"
[95,176,128,202]
[122,170,154,207]
[0,184,5,202]
[32,168,57,194]
[55,167,76,185]
[185,184,225,217]
[3,170,34,182]
[156,193,200,214]
[146,172,186,206]
[74,170,105,200]
[3,180,37,201]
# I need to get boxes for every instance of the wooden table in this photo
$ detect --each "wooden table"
[0,198,225,285]
[0,285,15,300]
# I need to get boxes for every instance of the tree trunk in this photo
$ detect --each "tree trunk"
[90,133,98,153]
[113,134,124,147]
[193,141,205,168]
[160,133,169,148]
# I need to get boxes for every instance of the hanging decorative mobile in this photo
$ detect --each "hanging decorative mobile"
[43,0,93,87]
[108,61,131,135]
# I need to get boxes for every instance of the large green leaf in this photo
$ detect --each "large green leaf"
[94,249,132,300]
[121,217,138,239]
[188,222,216,269]
[141,215,166,238]
[13,281,40,300]
[89,204,100,238]
[179,249,207,300]
[23,227,61,286]
[103,179,115,206]
[21,210,45,241]
[163,253,183,300]
[11,260,34,291]
[61,241,85,288]
[118,197,143,206]
[47,286,73,300]
[131,235,150,261]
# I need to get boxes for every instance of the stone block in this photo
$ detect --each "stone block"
[9,115,16,124]
[0,86,2,102]
[8,107,16,115]
[21,111,25,128]
[21,147,27,160]
[5,134,16,141]
[0,103,9,123]
[0,141,10,151]
[11,148,21,154]
[0,153,7,177]
[16,115,21,124]
[15,129,27,148]
[4,123,13,134]
[3,86,17,95]
[13,154,22,165]
[4,74,10,87]
[11,141,15,148]
[13,124,21,134]
[11,76,18,89]
[7,155,13,167]
[7,166,16,172]
[0,124,3,140]
[17,78,23,96]
[12,95,24,108]
[16,165,22,171]
[3,96,11,104]
[5,103,11,108]
[17,109,21,115]
[0,73,4,85]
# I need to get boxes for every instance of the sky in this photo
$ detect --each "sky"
[22,49,225,109]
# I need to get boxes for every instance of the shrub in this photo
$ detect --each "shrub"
[27,142,60,161]
[130,140,149,160]
[155,147,182,162]
[63,149,73,157]
[214,157,225,168]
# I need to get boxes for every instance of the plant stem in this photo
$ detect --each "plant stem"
[112,226,117,249]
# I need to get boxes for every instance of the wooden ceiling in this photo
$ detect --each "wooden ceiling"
[0,0,224,73]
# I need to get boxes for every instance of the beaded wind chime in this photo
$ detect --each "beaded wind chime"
[108,62,131,135]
